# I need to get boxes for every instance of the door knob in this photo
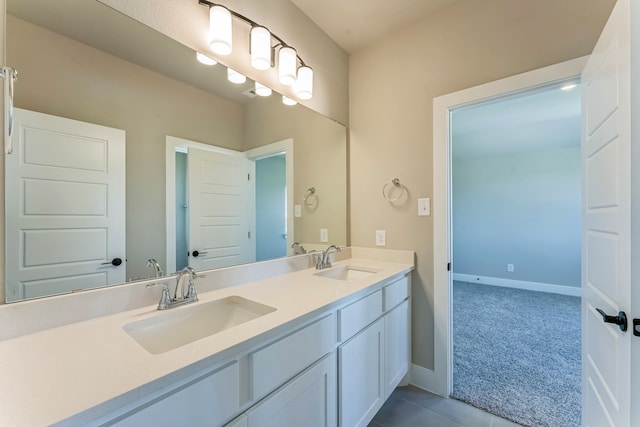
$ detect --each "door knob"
[596,308,627,332]
[101,257,123,266]
[191,250,207,258]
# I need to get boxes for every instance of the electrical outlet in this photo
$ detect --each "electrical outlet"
[320,228,328,242]
[507,264,514,272]
[376,230,386,246]
[294,204,302,218]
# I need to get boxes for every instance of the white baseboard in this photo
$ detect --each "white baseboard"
[409,363,448,398]
[452,273,581,297]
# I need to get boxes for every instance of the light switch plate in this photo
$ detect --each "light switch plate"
[418,198,431,216]
[320,228,328,242]
[376,230,386,246]
[294,204,302,218]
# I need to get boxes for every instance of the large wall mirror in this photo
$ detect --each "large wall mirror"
[5,0,347,302]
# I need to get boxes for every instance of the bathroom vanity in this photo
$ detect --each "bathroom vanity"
[0,247,413,427]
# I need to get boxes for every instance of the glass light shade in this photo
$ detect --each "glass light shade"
[196,52,217,66]
[282,95,297,106]
[227,68,246,84]
[278,46,297,86]
[255,82,272,97]
[209,5,232,56]
[295,66,313,100]
[251,26,272,70]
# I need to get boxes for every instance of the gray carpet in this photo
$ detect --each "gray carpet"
[452,281,581,427]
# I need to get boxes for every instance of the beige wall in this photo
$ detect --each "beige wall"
[7,16,244,283]
[349,0,615,369]
[244,96,347,247]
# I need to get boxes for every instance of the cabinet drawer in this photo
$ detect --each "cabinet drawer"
[338,290,382,341]
[384,276,409,311]
[250,314,335,399]
[110,362,239,427]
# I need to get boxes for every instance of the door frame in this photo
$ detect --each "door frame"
[427,56,588,396]
[245,139,294,256]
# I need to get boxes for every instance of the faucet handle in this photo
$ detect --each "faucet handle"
[146,282,172,310]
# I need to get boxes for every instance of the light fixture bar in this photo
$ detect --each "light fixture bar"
[198,0,311,69]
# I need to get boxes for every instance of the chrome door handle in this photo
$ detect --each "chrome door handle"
[596,308,627,332]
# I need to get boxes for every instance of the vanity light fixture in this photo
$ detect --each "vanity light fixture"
[255,82,272,97]
[199,0,313,99]
[282,95,297,106]
[227,68,246,84]
[278,46,297,86]
[196,52,218,65]
[209,5,233,55]
[250,26,272,70]
[295,65,313,99]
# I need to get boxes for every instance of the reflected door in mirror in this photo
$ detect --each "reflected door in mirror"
[5,109,126,301]
[188,147,255,270]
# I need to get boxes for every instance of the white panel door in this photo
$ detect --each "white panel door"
[188,147,254,270]
[6,109,125,301]
[581,1,638,425]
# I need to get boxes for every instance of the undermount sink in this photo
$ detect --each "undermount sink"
[314,265,380,281]
[123,296,276,354]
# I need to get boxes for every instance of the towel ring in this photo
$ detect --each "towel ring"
[382,178,405,202]
[303,187,318,205]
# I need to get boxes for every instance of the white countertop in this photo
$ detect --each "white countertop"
[0,250,413,427]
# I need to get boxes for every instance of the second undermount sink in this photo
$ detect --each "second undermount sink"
[123,296,276,354]
[314,265,380,281]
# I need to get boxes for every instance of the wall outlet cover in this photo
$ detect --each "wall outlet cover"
[294,204,302,218]
[320,228,328,242]
[376,230,386,246]
[418,198,431,216]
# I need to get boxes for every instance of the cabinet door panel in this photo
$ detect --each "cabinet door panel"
[247,353,336,427]
[384,299,409,398]
[338,318,384,427]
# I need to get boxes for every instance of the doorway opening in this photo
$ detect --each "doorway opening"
[449,84,582,426]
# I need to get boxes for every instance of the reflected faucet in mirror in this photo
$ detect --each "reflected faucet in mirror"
[146,259,163,278]
[291,242,307,255]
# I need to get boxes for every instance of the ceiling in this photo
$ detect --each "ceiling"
[452,83,581,159]
[290,0,463,53]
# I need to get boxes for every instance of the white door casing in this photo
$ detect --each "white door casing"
[581,1,636,425]
[6,109,125,301]
[430,58,587,395]
[187,147,254,270]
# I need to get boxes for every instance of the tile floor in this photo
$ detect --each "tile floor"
[369,385,522,427]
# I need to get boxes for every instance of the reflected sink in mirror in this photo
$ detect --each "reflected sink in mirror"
[123,296,276,354]
[314,265,380,281]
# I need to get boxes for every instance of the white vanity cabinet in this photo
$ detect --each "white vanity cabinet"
[87,272,410,427]
[337,275,410,427]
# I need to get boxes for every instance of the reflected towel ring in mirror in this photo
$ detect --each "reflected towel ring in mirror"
[382,178,405,202]
[303,186,318,205]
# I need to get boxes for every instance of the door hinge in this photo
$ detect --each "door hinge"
[248,231,251,239]
[447,262,451,271]
[634,318,640,337]
[248,173,250,181]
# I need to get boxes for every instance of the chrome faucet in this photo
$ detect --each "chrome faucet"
[316,245,341,270]
[291,242,307,255]
[174,266,197,301]
[146,258,163,278]
[147,266,201,310]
